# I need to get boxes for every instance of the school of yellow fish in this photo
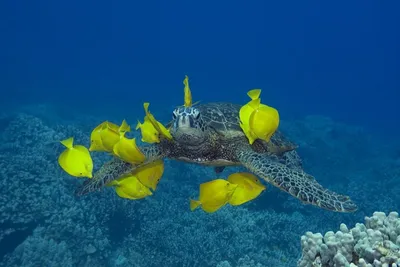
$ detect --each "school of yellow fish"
[57,75,279,212]
[190,172,266,213]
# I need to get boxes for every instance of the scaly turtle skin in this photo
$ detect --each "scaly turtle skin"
[76,102,357,213]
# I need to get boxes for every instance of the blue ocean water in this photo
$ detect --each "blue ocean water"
[0,0,399,266]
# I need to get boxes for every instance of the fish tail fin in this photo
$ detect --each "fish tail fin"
[143,102,150,114]
[183,75,189,86]
[189,199,201,211]
[183,75,192,107]
[119,119,131,133]
[60,137,74,149]
[247,89,261,100]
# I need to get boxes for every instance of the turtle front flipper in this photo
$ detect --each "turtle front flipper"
[236,148,357,213]
[75,144,165,196]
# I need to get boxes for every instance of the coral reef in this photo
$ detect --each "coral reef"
[298,211,400,266]
[0,104,399,266]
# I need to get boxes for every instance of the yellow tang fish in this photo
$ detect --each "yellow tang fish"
[96,121,120,152]
[113,136,146,164]
[136,118,160,144]
[239,89,261,144]
[239,89,279,144]
[107,174,153,200]
[183,75,192,107]
[190,179,238,213]
[133,160,164,191]
[249,103,279,142]
[101,120,131,152]
[227,172,266,206]
[58,137,93,178]
[143,102,173,140]
[89,121,119,151]
[89,123,105,151]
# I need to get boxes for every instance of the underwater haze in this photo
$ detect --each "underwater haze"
[0,0,399,266]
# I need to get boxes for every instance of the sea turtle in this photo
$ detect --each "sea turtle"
[76,102,357,212]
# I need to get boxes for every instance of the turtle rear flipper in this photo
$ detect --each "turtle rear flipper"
[75,145,165,196]
[75,158,132,196]
[236,148,357,213]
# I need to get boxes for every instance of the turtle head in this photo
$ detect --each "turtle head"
[170,106,207,145]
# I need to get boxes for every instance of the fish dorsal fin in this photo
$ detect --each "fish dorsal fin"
[247,89,261,100]
[60,137,74,149]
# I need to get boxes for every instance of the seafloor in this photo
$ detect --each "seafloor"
[0,104,399,267]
